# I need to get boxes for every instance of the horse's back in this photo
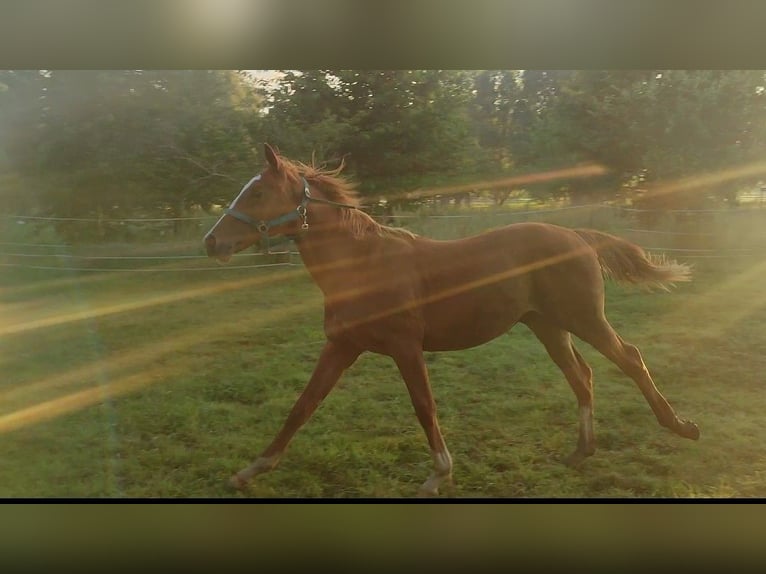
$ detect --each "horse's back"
[417,221,598,276]
[414,222,605,350]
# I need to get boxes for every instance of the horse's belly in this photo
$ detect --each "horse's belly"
[421,294,523,351]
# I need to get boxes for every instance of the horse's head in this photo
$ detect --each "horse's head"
[204,144,307,262]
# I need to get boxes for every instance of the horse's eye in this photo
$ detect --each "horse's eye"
[251,189,263,200]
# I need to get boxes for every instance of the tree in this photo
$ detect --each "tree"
[522,70,766,207]
[261,70,481,199]
[0,70,263,239]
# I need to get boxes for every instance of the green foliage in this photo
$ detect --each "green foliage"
[2,69,766,238]
[261,70,482,195]
[524,70,766,206]
[0,70,262,240]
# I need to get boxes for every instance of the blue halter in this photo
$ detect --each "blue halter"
[224,178,311,252]
[223,176,359,252]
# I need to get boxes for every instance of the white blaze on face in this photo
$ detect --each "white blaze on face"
[210,174,262,231]
[229,174,262,209]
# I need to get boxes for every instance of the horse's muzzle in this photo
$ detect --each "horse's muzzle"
[203,233,233,263]
[203,233,217,258]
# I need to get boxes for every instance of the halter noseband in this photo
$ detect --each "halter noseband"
[223,176,358,252]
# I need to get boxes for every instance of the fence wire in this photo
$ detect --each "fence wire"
[0,261,297,272]
[3,202,765,272]
[3,202,764,223]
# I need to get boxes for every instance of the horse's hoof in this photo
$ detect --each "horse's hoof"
[563,450,592,468]
[417,486,439,497]
[229,473,248,491]
[418,473,452,497]
[679,420,700,440]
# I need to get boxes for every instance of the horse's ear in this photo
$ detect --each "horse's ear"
[264,143,281,172]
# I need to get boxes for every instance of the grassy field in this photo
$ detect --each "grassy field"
[2,236,766,498]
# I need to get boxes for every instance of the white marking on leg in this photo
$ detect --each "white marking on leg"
[250,453,280,473]
[234,453,281,485]
[419,448,453,496]
[432,449,452,476]
[580,405,594,447]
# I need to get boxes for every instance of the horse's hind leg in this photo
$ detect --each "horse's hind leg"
[391,347,453,497]
[574,317,700,441]
[523,313,596,466]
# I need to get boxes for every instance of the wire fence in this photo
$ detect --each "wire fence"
[3,202,765,273]
[0,248,301,273]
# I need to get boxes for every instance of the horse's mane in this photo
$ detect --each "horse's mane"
[278,155,416,240]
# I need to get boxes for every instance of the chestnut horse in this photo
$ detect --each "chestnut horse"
[204,144,699,496]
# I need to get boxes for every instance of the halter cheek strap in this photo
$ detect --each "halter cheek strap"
[224,178,311,252]
[223,176,359,253]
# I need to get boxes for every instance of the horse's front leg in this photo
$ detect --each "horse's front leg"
[230,340,361,490]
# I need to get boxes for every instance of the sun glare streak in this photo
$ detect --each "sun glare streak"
[658,260,766,339]
[324,231,689,321]
[184,0,259,39]
[371,159,766,206]
[317,243,609,331]
[2,242,602,430]
[636,161,766,203]
[0,249,284,298]
[0,295,323,432]
[0,269,119,297]
[9,159,764,433]
[2,326,224,405]
[0,365,171,434]
[381,163,608,203]
[0,267,305,337]
[1,229,693,433]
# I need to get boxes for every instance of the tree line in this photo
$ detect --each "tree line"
[1,69,764,238]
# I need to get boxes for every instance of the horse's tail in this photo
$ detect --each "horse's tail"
[574,228,692,290]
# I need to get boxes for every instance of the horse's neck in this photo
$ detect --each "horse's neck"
[295,211,367,295]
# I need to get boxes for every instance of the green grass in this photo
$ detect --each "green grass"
[2,252,766,499]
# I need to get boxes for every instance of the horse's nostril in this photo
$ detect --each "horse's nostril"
[204,233,216,254]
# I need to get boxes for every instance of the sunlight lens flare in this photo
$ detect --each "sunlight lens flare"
[0,268,303,337]
[0,294,323,434]
[637,161,766,203]
[659,259,766,339]
[385,163,608,203]
[0,368,166,434]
